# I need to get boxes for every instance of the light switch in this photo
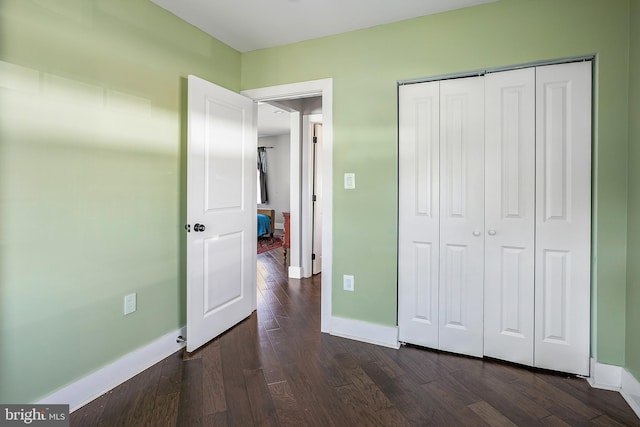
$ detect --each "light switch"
[344,173,356,189]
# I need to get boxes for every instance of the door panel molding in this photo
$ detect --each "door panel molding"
[398,81,440,348]
[484,67,535,366]
[535,62,591,375]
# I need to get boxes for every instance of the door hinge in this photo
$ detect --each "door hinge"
[313,136,318,144]
[312,253,316,260]
[184,224,191,232]
[313,195,317,202]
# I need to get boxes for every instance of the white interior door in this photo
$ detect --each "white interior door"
[484,68,536,366]
[312,123,323,275]
[398,81,440,348]
[187,75,257,353]
[438,76,485,357]
[534,62,591,375]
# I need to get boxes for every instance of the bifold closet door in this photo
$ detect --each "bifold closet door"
[398,81,440,348]
[398,76,485,358]
[438,77,485,357]
[399,62,591,373]
[483,68,536,366]
[534,62,591,376]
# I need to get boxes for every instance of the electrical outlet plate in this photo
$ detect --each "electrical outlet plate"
[344,173,356,189]
[124,293,137,315]
[343,275,355,291]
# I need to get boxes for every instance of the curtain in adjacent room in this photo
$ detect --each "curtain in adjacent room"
[257,147,268,204]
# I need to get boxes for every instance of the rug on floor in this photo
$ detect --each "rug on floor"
[257,235,283,254]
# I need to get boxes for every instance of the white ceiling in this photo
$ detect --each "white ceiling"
[149,0,497,52]
[257,103,291,137]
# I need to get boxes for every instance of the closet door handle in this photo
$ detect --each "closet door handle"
[488,229,497,236]
[472,231,481,237]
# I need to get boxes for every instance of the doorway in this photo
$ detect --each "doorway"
[256,98,322,276]
[256,101,292,244]
[243,79,333,333]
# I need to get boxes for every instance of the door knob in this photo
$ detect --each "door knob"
[195,223,205,232]
[488,229,497,236]
[472,231,481,237]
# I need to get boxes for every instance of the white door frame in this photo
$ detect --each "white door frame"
[242,79,333,333]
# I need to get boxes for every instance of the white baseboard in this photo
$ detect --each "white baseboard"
[37,327,186,412]
[330,316,400,349]
[288,266,303,279]
[621,369,640,419]
[587,358,623,391]
[587,358,640,419]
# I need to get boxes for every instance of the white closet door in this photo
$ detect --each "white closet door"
[439,77,485,357]
[484,68,536,365]
[398,82,440,348]
[535,62,591,375]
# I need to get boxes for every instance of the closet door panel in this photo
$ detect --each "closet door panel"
[535,62,591,375]
[484,68,535,366]
[439,77,485,357]
[398,82,440,347]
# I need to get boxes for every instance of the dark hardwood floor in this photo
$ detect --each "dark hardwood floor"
[72,247,639,426]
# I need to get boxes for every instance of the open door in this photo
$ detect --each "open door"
[186,75,257,353]
[312,123,323,275]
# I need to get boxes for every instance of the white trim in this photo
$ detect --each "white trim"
[242,79,330,102]
[587,358,622,391]
[587,359,640,419]
[398,55,595,86]
[301,114,313,278]
[242,78,333,334]
[37,327,186,412]
[621,369,640,419]
[330,316,400,349]
[288,111,302,276]
[288,266,303,279]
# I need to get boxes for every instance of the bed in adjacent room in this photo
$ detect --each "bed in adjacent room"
[257,208,275,238]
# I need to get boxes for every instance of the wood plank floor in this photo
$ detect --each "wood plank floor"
[72,247,640,426]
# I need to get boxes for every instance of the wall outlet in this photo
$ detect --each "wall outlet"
[343,275,355,292]
[124,293,137,315]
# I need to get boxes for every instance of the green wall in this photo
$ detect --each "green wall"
[626,0,640,380]
[0,0,636,406]
[242,0,631,365]
[0,0,240,403]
